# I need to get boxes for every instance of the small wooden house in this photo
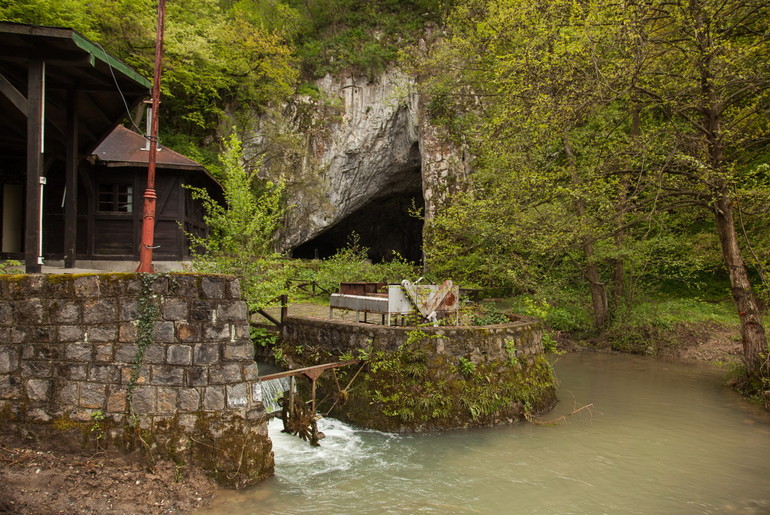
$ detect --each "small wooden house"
[0,22,221,270]
[79,125,222,261]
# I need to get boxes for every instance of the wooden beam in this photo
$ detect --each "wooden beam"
[64,89,79,268]
[0,71,28,116]
[258,361,361,382]
[25,60,44,273]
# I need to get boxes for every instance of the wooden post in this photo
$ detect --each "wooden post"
[25,60,44,273]
[280,294,288,325]
[63,89,78,268]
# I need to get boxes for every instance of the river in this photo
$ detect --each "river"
[199,352,770,514]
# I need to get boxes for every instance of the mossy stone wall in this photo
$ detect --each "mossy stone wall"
[0,273,272,488]
[279,316,556,432]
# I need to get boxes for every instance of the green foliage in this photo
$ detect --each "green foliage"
[307,234,417,294]
[186,134,290,311]
[470,304,510,326]
[250,326,278,349]
[457,357,476,376]
[0,260,22,275]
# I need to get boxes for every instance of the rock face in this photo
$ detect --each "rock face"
[241,69,468,261]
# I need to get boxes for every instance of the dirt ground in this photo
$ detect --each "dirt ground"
[0,438,216,514]
[0,303,744,515]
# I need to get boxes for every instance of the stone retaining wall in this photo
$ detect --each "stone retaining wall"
[0,273,272,488]
[280,315,555,432]
[281,315,544,363]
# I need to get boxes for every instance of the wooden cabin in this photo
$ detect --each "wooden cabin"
[0,22,221,270]
[76,125,222,261]
[0,22,150,271]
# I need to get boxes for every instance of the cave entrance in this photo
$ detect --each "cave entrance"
[292,164,424,264]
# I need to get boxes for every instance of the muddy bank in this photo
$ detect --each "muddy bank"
[557,320,742,364]
[0,436,216,514]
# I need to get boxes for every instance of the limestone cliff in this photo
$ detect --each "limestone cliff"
[238,68,468,261]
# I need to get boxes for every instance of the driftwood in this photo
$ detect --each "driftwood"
[526,403,595,426]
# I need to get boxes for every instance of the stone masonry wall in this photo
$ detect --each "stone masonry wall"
[0,273,272,488]
[281,315,544,364]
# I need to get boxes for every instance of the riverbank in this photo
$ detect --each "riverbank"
[0,435,216,514]
[0,311,745,514]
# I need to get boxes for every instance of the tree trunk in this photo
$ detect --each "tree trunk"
[714,195,768,383]
[585,243,610,329]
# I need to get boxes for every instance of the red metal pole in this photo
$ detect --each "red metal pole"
[136,0,166,273]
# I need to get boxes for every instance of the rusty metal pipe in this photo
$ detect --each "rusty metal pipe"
[136,0,166,273]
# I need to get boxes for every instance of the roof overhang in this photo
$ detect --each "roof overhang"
[0,21,151,161]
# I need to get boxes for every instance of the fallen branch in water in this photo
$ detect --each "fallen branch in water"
[526,403,595,425]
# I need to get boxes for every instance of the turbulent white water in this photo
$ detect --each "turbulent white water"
[259,378,292,414]
[200,353,770,514]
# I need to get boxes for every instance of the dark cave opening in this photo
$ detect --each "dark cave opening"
[292,169,424,264]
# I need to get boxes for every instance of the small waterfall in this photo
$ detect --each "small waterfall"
[259,377,292,414]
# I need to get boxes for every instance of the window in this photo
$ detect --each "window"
[97,183,133,213]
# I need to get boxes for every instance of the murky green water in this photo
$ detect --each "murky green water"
[199,352,770,514]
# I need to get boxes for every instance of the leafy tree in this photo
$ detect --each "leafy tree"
[423,0,770,384]
[186,134,289,311]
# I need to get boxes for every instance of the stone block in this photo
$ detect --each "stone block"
[49,300,80,324]
[58,325,84,342]
[28,326,53,343]
[88,364,120,383]
[124,277,142,295]
[115,343,138,363]
[194,343,220,364]
[56,363,87,381]
[0,347,18,373]
[252,382,262,403]
[15,299,44,324]
[152,321,176,342]
[119,322,137,342]
[56,382,79,406]
[226,383,249,408]
[148,275,169,294]
[243,362,259,381]
[90,325,118,343]
[202,386,225,410]
[0,302,13,325]
[130,386,155,414]
[162,298,188,321]
[22,360,53,378]
[186,366,208,386]
[121,365,149,385]
[27,407,52,422]
[201,277,225,299]
[79,383,107,409]
[175,322,198,342]
[25,343,60,360]
[209,363,243,384]
[233,323,250,340]
[0,375,21,399]
[26,379,51,401]
[65,343,92,361]
[151,365,184,386]
[227,278,241,299]
[224,342,254,361]
[178,389,200,412]
[216,301,247,323]
[73,276,100,297]
[167,344,192,366]
[0,327,26,344]
[170,275,198,298]
[190,301,213,322]
[83,299,118,324]
[43,277,72,298]
[143,344,166,364]
[120,300,140,321]
[106,388,127,413]
[157,387,178,414]
[95,343,114,362]
[203,323,230,341]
